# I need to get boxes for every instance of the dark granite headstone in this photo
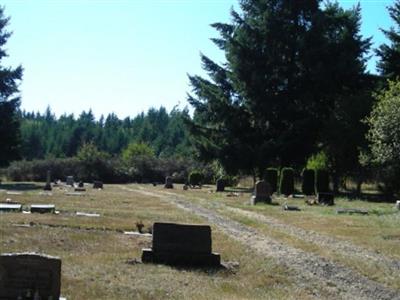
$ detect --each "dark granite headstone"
[93,181,103,189]
[0,253,62,300]
[78,181,84,188]
[30,204,55,214]
[142,222,220,267]
[0,203,22,212]
[250,180,271,204]
[66,176,74,186]
[164,176,173,189]
[44,170,52,191]
[317,192,334,206]
[216,178,225,192]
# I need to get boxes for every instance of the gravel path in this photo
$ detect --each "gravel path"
[123,186,400,300]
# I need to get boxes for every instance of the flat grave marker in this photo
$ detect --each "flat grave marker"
[0,203,22,213]
[30,204,55,214]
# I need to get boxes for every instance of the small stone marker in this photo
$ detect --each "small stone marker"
[76,212,100,217]
[336,208,368,215]
[283,204,301,211]
[142,222,221,267]
[250,180,271,204]
[216,178,225,192]
[164,176,173,189]
[65,192,84,196]
[292,194,305,198]
[317,192,334,206]
[30,204,55,214]
[44,170,52,191]
[66,176,74,186]
[183,184,188,190]
[74,187,86,192]
[6,191,23,195]
[78,181,84,187]
[0,203,22,212]
[395,200,400,210]
[93,181,103,189]
[0,253,62,300]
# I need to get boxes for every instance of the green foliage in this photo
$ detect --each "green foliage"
[306,152,329,171]
[365,80,400,196]
[265,168,278,193]
[76,142,111,181]
[376,0,400,79]
[188,171,204,187]
[315,170,330,193]
[122,142,154,163]
[279,168,294,196]
[302,169,315,195]
[0,7,23,166]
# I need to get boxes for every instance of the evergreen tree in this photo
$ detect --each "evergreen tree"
[376,0,400,78]
[0,7,23,166]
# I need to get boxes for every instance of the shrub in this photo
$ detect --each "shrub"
[188,171,204,187]
[265,168,278,193]
[279,167,294,196]
[315,169,330,193]
[302,169,315,195]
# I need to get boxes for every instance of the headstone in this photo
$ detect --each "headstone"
[317,192,335,206]
[0,203,22,212]
[78,181,84,188]
[183,185,188,190]
[336,208,368,215]
[93,181,103,189]
[30,204,55,214]
[283,204,301,211]
[44,170,52,191]
[395,200,400,210]
[164,176,173,189]
[216,178,225,192]
[66,176,74,186]
[0,253,62,300]
[142,222,220,267]
[250,180,271,204]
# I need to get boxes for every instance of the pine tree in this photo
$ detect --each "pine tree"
[0,7,23,166]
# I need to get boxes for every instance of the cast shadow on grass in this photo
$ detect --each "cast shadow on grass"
[0,183,43,191]
[338,191,396,203]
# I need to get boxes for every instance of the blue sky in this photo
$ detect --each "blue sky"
[1,0,395,119]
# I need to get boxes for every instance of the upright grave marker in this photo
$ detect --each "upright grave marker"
[44,170,52,191]
[142,222,220,267]
[0,253,62,300]
[164,176,173,189]
[250,180,271,204]
[66,176,74,187]
[216,178,225,192]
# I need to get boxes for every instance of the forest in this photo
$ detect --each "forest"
[1,1,400,198]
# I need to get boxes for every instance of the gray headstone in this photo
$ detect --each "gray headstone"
[0,253,62,300]
[66,176,74,186]
[30,204,55,214]
[0,203,22,213]
[44,170,52,191]
[142,222,220,267]
[250,180,271,204]
[93,181,103,189]
[164,176,173,189]
[216,178,225,192]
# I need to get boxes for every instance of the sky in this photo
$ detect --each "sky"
[1,0,396,119]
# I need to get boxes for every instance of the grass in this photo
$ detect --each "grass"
[1,182,318,300]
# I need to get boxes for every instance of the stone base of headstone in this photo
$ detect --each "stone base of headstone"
[317,192,334,206]
[250,195,271,205]
[141,222,221,267]
[30,204,55,214]
[142,248,220,266]
[0,203,22,212]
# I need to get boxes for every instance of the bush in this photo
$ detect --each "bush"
[302,169,315,195]
[315,169,330,193]
[279,167,294,196]
[188,171,204,187]
[265,168,278,193]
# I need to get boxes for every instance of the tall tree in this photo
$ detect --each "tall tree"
[0,7,23,166]
[187,0,369,179]
[376,0,400,79]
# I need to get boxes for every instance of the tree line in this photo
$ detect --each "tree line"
[2,1,400,197]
